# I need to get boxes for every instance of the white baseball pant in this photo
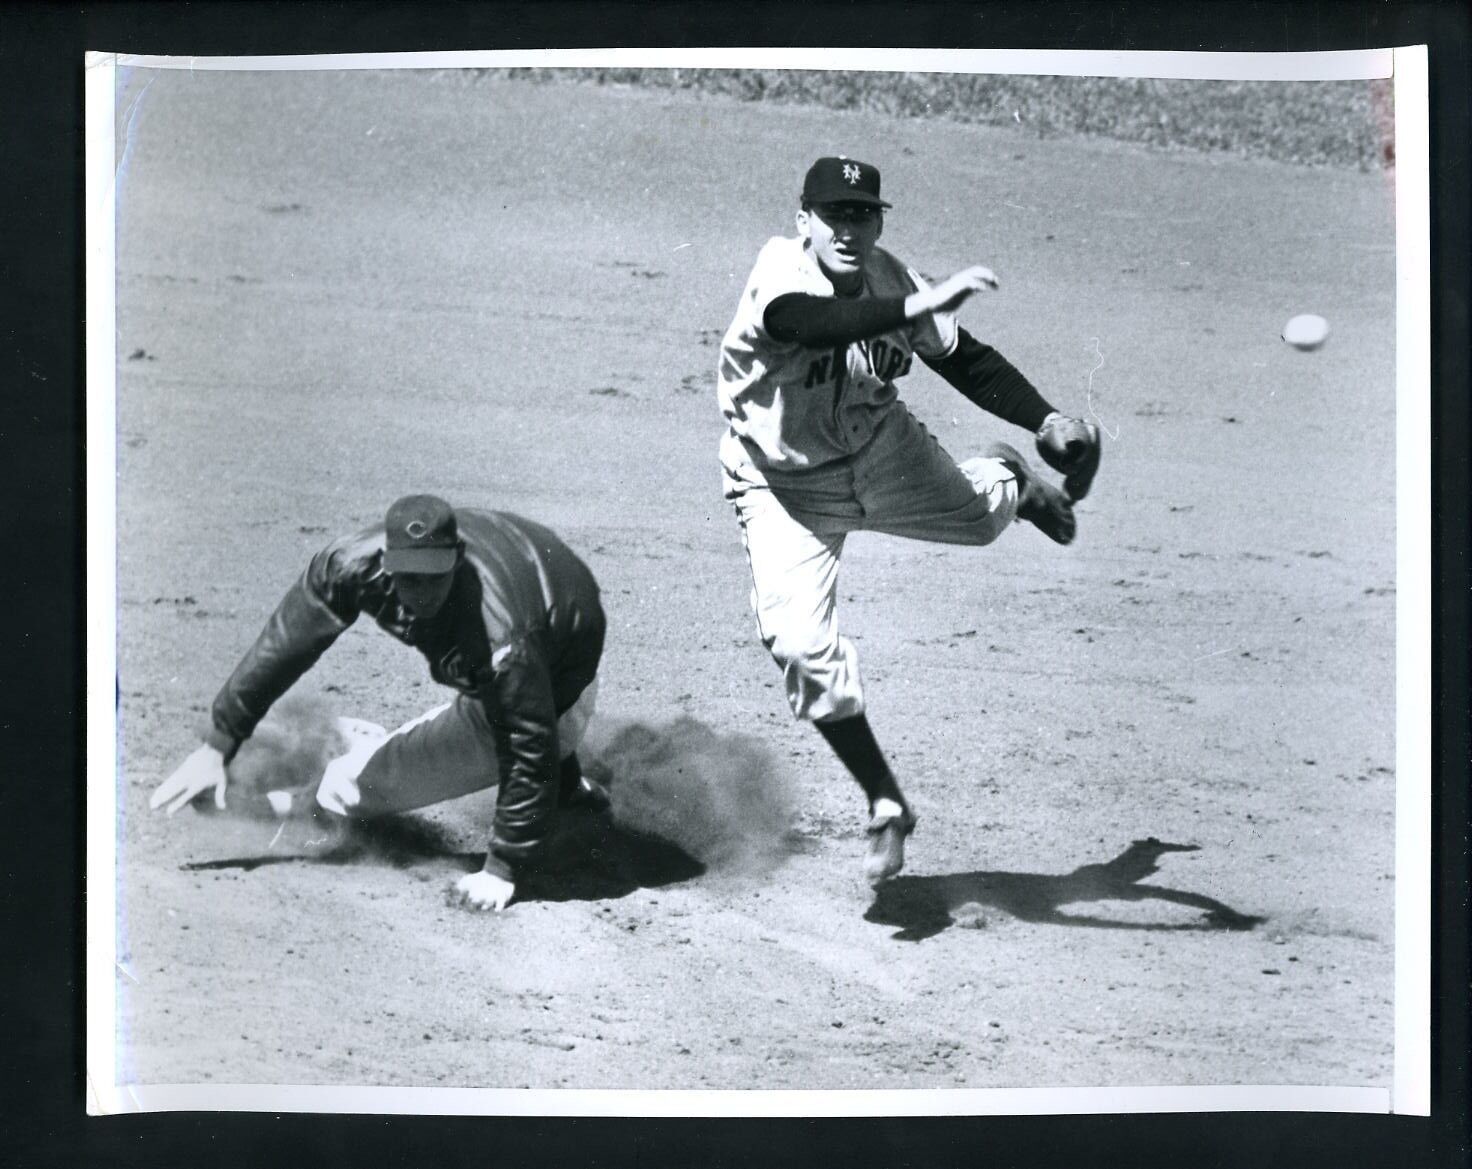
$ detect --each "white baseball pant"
[725,406,1017,723]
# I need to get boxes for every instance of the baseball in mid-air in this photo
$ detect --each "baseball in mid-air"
[1282,313,1330,351]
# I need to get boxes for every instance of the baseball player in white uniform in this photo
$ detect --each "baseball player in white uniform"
[718,156,1101,886]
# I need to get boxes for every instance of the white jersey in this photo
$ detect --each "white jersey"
[717,235,959,475]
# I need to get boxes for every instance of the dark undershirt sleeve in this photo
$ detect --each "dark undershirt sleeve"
[921,327,1057,432]
[764,293,908,347]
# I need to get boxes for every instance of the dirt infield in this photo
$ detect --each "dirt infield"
[109,69,1396,1093]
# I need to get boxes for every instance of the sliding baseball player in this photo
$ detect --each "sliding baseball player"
[150,494,608,912]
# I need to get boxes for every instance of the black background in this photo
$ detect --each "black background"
[2,2,1466,1166]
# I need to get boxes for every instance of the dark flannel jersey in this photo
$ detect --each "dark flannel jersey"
[208,509,605,866]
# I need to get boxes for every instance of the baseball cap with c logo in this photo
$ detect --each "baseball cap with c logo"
[383,494,460,574]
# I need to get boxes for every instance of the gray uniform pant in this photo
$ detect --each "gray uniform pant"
[314,681,599,817]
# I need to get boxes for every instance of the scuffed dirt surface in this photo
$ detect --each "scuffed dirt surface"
[109,71,1397,1093]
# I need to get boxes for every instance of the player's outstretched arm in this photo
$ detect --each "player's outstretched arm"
[149,742,229,815]
[764,264,999,349]
[905,265,999,318]
[922,328,1056,431]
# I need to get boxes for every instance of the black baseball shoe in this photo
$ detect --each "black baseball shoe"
[986,442,1076,545]
[560,773,612,812]
[556,752,611,812]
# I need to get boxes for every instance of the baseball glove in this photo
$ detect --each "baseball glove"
[1035,413,1102,501]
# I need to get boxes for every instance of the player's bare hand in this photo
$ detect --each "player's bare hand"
[908,265,1000,317]
[149,743,229,815]
[449,870,516,912]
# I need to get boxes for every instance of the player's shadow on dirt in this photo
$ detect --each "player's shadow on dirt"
[518,809,707,903]
[864,838,1265,942]
[179,808,706,903]
[180,814,485,873]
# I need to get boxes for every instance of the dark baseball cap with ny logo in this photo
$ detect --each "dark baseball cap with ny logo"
[384,493,461,574]
[801,156,892,208]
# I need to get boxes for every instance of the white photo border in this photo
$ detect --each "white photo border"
[84,43,1429,1119]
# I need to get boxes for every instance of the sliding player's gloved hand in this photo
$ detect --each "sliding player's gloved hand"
[150,743,229,815]
[1035,412,1102,502]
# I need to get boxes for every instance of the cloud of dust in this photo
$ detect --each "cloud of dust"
[587,717,797,875]
[216,702,799,878]
[223,694,347,818]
